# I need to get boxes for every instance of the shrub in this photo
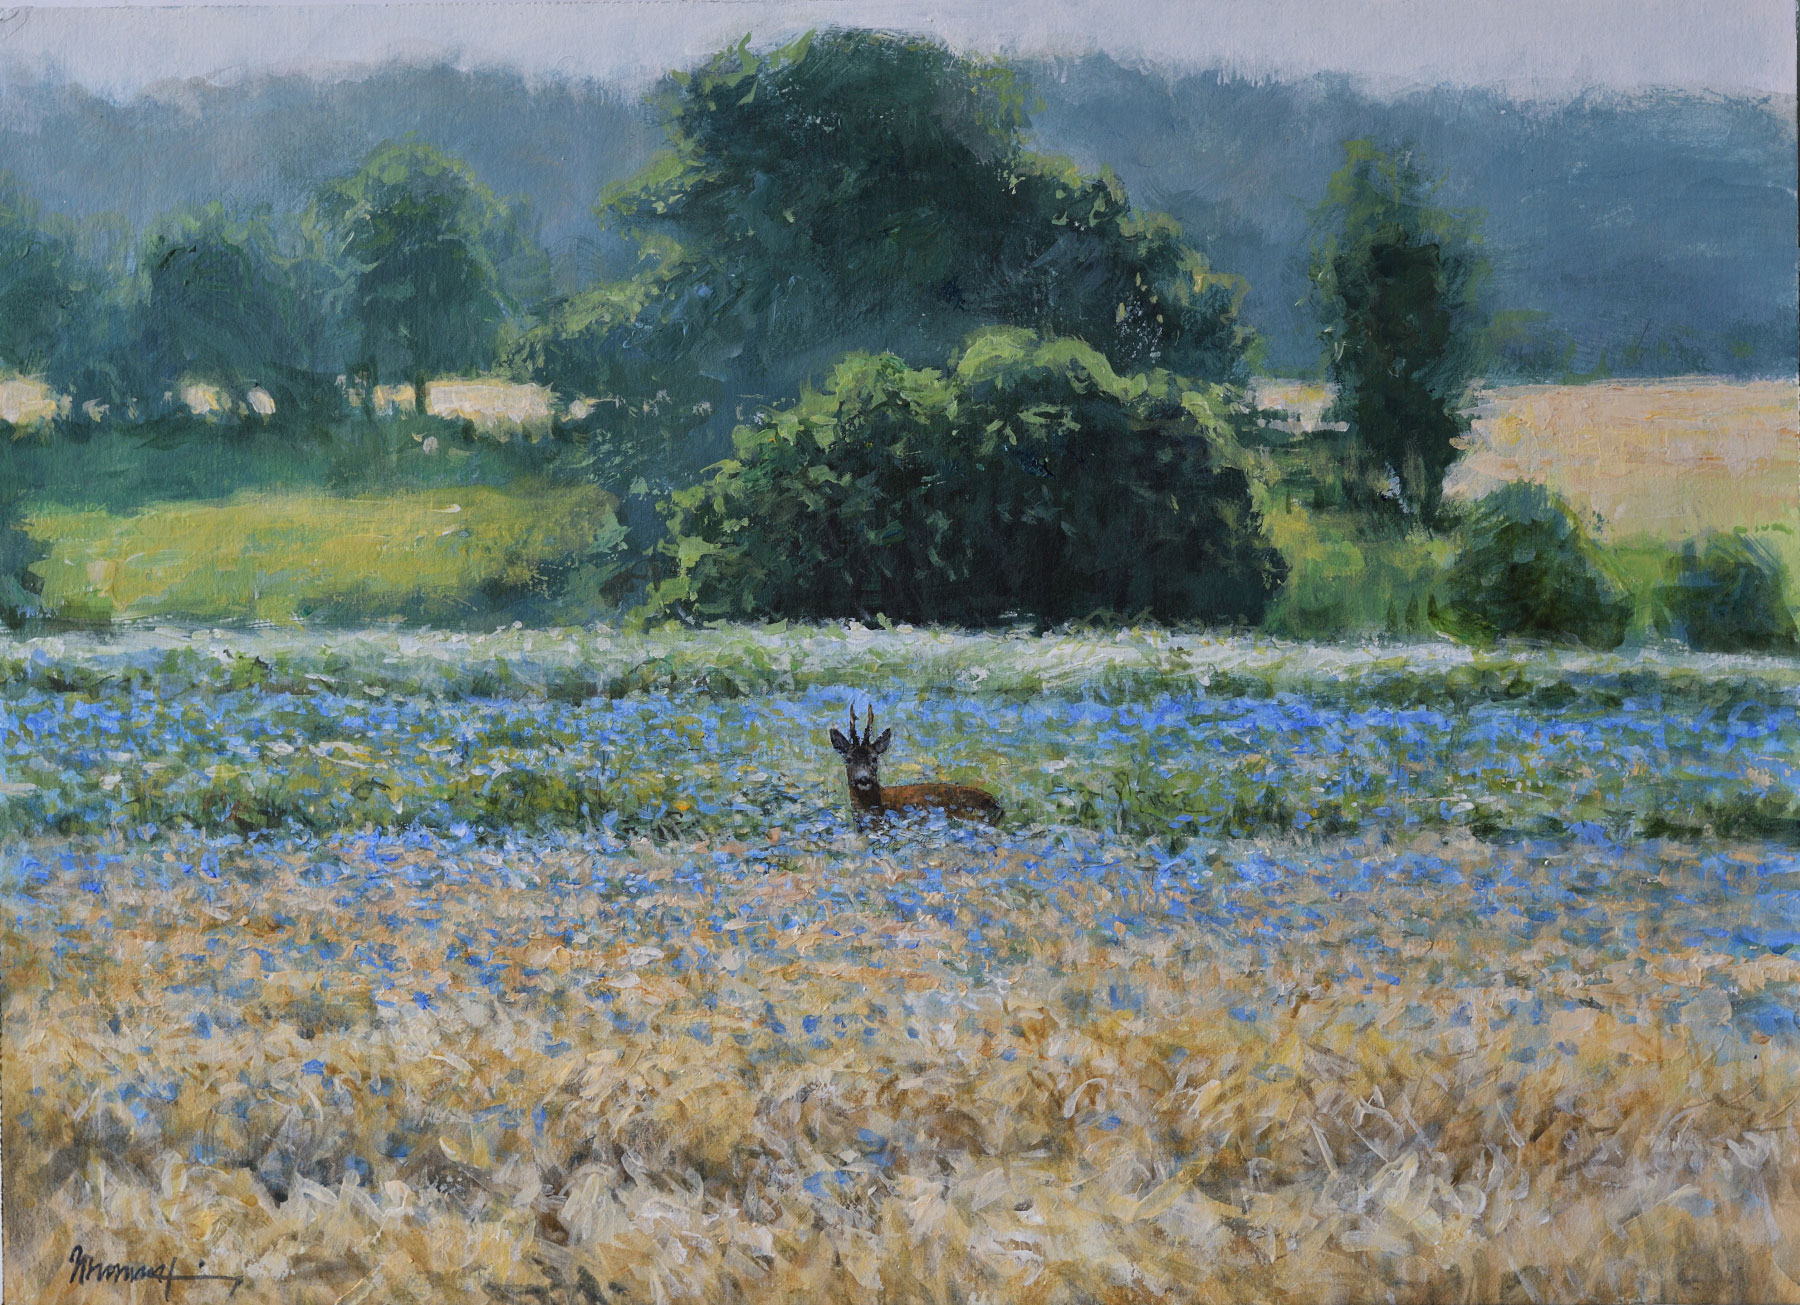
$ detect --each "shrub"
[1654,532,1799,653]
[1438,482,1632,649]
[650,329,1287,627]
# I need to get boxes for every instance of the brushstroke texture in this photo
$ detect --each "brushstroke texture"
[6,629,1800,1302]
[5,60,1791,376]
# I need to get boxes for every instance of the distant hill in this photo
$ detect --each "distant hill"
[1026,58,1798,377]
[2,54,1793,377]
[0,65,661,289]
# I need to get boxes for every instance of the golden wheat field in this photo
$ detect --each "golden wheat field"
[7,582,1800,1305]
[7,823,1800,1305]
[1257,377,1800,542]
[1449,380,1800,542]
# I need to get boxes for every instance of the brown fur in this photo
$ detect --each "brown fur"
[854,780,1002,823]
[831,707,1002,826]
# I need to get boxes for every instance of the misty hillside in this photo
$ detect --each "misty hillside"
[1030,58,1798,375]
[1,54,1793,377]
[0,66,661,289]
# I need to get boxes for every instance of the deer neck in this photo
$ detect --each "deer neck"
[850,781,884,812]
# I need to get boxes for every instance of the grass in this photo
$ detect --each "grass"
[6,623,1800,843]
[19,484,618,625]
[5,626,1800,1302]
[3,375,1798,1300]
[6,377,1795,637]
[1255,498,1453,639]
[0,405,601,627]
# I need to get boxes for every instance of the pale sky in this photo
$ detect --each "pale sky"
[1,0,1793,101]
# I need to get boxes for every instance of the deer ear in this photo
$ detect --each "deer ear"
[829,728,852,756]
[872,729,891,755]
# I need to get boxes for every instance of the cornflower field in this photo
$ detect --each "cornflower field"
[6,625,1800,1303]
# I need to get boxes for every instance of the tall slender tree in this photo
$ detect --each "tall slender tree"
[1310,139,1485,526]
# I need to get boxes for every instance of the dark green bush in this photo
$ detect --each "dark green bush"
[650,329,1287,627]
[1654,533,1799,653]
[1438,482,1632,649]
[0,511,48,629]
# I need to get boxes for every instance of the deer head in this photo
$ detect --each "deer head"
[830,705,891,801]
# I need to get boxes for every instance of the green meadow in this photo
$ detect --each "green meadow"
[23,483,616,625]
[5,377,1794,638]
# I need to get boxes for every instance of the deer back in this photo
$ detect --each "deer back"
[880,781,1003,823]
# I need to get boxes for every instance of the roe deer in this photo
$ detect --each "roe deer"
[830,706,1002,825]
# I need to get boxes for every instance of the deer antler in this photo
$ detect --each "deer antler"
[849,704,862,747]
[865,705,875,746]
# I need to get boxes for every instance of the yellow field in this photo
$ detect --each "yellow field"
[7,830,1799,1305]
[1256,377,1798,540]
[24,484,616,624]
[1,371,561,433]
[0,375,63,426]
[1448,379,1799,541]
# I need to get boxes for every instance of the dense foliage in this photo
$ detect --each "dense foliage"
[132,205,348,414]
[631,31,1249,379]
[1,184,352,419]
[522,29,1251,492]
[0,36,1792,650]
[651,330,1285,626]
[0,176,87,381]
[1438,482,1633,650]
[313,142,550,389]
[0,142,552,429]
[1310,140,1485,524]
[1655,532,1800,654]
[0,173,141,409]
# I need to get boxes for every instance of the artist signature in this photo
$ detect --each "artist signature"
[66,1245,245,1298]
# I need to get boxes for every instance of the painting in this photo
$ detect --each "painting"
[3,2,1797,1300]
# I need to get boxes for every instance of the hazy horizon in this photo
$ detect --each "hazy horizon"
[2,0,1794,104]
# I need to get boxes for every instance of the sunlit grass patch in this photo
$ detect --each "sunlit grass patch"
[1256,498,1453,638]
[22,483,616,624]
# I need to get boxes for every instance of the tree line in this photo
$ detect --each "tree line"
[1,139,547,419]
[7,28,1689,640]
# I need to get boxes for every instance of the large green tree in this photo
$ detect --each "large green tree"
[1310,140,1484,526]
[652,328,1286,626]
[133,205,348,415]
[0,174,86,381]
[0,174,173,417]
[315,142,549,392]
[529,29,1250,489]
